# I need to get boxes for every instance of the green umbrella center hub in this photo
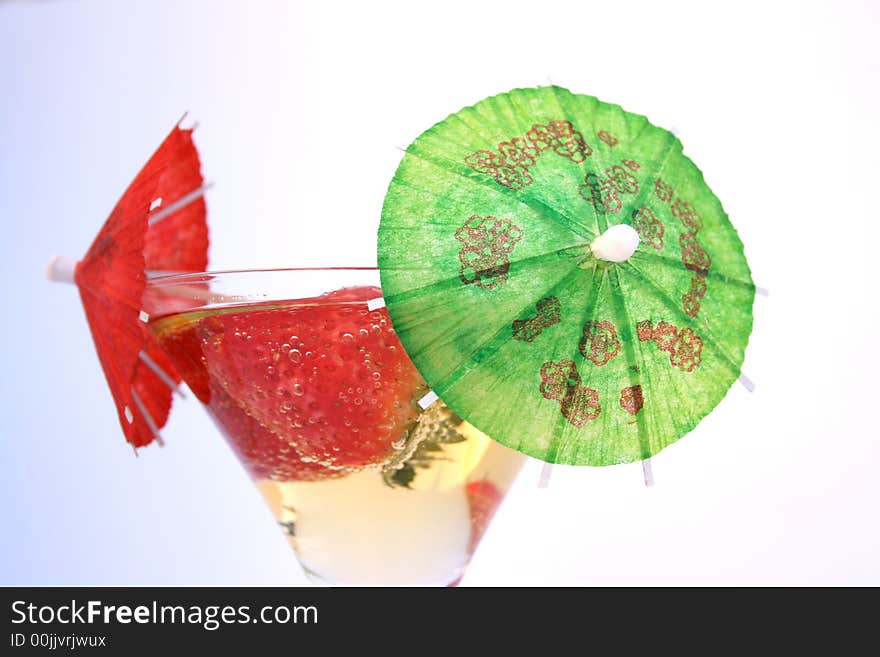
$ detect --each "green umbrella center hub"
[590,224,640,263]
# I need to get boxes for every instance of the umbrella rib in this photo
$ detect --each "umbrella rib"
[448,96,520,149]
[623,258,744,369]
[396,85,701,243]
[631,249,756,292]
[147,183,212,226]
[383,245,588,305]
[425,264,590,401]
[130,387,164,447]
[83,304,141,443]
[543,84,680,239]
[445,104,518,149]
[138,350,186,399]
[399,148,594,239]
[80,287,176,445]
[607,266,658,462]
[542,85,605,237]
[616,128,680,232]
[618,260,750,380]
[543,264,607,464]
[442,98,579,187]
[531,85,612,238]
[540,92,750,403]
[618,95,685,219]
[448,87,619,239]
[611,266,694,464]
[552,85,686,253]
[503,263,604,464]
[485,88,590,236]
[618,264,686,464]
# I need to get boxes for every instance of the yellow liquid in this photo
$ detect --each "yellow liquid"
[257,417,523,586]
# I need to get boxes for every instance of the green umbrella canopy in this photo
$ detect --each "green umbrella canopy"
[378,86,754,466]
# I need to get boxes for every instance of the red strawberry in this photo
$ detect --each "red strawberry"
[448,479,505,586]
[193,285,427,474]
[465,480,504,554]
[207,381,342,481]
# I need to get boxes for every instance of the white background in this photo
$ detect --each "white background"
[1,0,878,585]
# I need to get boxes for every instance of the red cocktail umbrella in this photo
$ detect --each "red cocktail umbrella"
[48,120,209,448]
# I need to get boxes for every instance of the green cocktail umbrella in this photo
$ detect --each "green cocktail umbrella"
[378,86,754,466]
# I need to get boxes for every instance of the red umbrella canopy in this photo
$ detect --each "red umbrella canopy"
[53,122,209,448]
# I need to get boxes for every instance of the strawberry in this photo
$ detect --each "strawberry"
[465,480,504,554]
[181,285,427,477]
[207,381,342,481]
[448,479,505,586]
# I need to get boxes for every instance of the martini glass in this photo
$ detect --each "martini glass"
[142,267,525,586]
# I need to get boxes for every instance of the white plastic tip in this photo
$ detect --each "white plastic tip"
[642,458,655,487]
[590,224,640,263]
[538,462,554,489]
[417,390,438,410]
[46,256,78,284]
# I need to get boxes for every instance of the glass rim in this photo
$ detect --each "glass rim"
[147,266,379,285]
[143,266,384,319]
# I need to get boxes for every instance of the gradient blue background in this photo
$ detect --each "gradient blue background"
[2,0,878,585]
